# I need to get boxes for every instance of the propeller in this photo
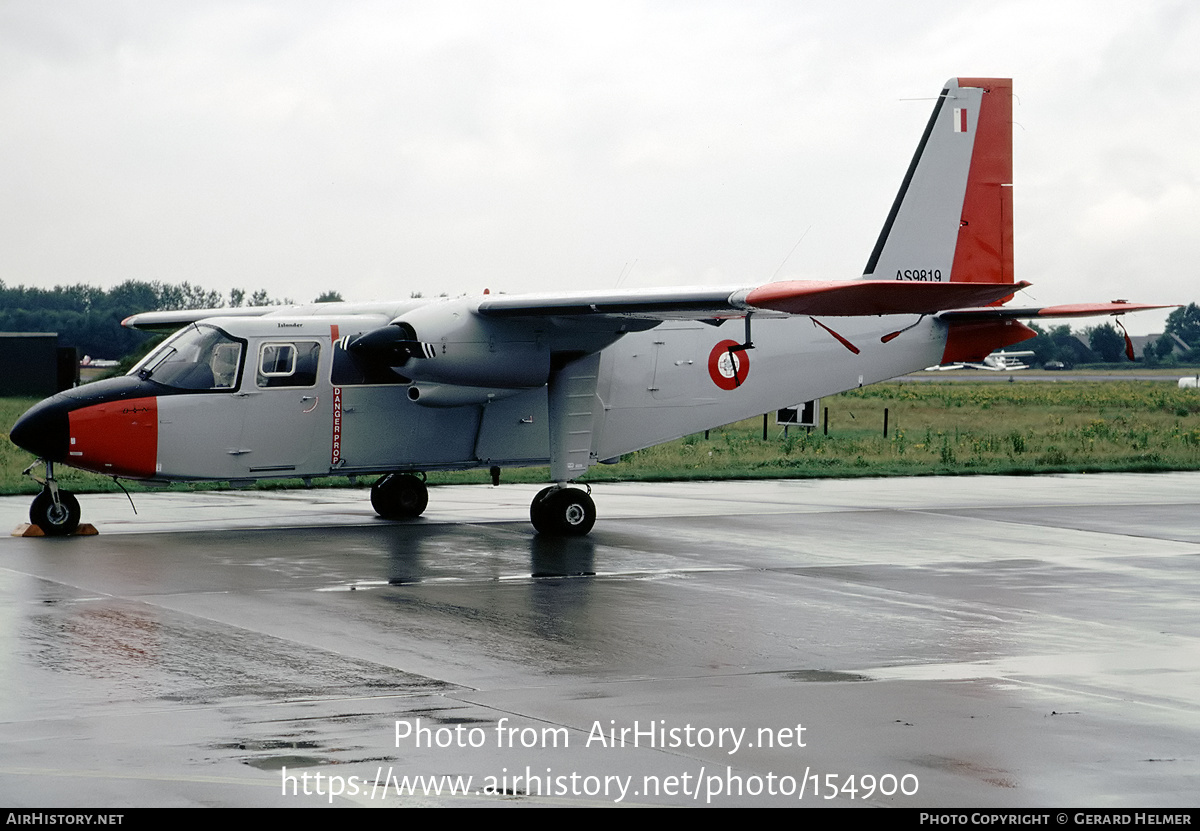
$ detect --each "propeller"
[340,323,436,365]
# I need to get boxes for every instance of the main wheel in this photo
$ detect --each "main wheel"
[530,487,596,536]
[529,486,557,532]
[370,474,429,519]
[30,489,81,536]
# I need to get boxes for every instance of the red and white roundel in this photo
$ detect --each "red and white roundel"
[707,340,750,390]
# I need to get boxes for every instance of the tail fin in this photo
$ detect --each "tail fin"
[863,78,1013,288]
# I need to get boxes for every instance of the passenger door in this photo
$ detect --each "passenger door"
[234,339,328,477]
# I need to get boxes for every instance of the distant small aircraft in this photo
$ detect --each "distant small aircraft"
[926,349,1035,371]
[10,78,1167,536]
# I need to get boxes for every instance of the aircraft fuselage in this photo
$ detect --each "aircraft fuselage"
[12,310,953,484]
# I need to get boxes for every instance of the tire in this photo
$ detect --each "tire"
[530,488,596,536]
[370,474,429,519]
[30,489,81,536]
[529,486,557,533]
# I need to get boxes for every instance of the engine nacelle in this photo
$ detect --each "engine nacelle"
[405,383,524,408]
[380,299,550,388]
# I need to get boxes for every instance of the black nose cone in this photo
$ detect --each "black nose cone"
[9,397,70,461]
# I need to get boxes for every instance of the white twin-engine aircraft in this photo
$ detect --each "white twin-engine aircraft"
[927,349,1036,371]
[11,78,1165,536]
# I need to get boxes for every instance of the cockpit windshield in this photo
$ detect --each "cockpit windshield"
[129,324,244,391]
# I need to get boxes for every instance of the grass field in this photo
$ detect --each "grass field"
[4,380,1200,496]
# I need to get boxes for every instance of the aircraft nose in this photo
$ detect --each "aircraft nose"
[9,398,70,461]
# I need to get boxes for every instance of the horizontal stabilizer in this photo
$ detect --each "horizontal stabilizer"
[938,301,1173,322]
[741,280,1031,316]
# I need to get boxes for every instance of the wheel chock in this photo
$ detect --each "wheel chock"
[11,523,99,537]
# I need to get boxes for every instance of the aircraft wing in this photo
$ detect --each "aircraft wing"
[122,301,414,332]
[122,286,1169,338]
[476,279,1033,320]
[123,281,1035,333]
[122,305,284,332]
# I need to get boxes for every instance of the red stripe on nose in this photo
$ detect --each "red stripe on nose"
[67,397,158,477]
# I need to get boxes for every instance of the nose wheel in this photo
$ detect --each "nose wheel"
[23,460,82,536]
[30,488,82,536]
[530,486,596,536]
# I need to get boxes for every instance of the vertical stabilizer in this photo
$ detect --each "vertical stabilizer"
[863,78,1013,288]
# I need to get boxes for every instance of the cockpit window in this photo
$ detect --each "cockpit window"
[129,324,244,391]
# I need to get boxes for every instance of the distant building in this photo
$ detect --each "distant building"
[1128,333,1190,360]
[1076,332,1190,362]
[0,333,77,396]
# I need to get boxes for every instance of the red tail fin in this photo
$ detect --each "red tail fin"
[864,78,1014,292]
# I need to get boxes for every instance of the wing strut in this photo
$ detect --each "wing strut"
[725,315,756,387]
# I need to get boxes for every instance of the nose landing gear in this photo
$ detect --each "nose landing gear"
[24,460,82,536]
[30,489,81,536]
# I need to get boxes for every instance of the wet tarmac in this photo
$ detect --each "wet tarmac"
[1,474,1198,807]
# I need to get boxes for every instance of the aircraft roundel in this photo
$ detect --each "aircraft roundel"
[707,340,750,390]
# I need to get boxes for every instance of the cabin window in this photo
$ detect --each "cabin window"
[130,324,244,392]
[257,341,320,388]
[259,344,295,377]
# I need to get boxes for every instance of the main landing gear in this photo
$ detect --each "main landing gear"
[530,486,596,537]
[370,473,429,519]
[369,473,597,536]
[24,460,81,536]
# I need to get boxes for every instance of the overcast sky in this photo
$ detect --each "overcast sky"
[2,0,1195,333]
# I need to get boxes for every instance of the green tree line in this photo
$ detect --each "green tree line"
[0,279,297,360]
